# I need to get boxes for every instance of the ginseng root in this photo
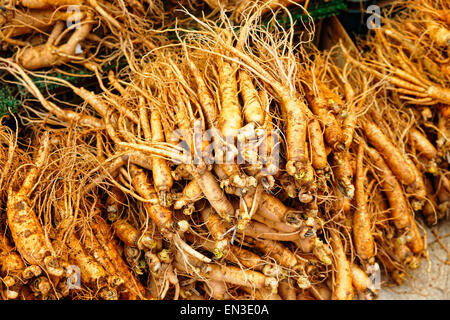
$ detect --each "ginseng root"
[6,131,63,277]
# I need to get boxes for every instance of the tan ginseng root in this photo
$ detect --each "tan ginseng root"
[238,70,265,129]
[153,61,237,224]
[104,186,126,221]
[96,71,140,125]
[341,43,450,105]
[6,131,64,278]
[243,186,299,233]
[217,55,256,192]
[173,249,278,294]
[236,184,263,231]
[121,138,236,225]
[305,108,328,181]
[145,247,182,300]
[111,219,157,252]
[0,122,17,192]
[309,73,352,201]
[341,74,367,151]
[64,230,118,300]
[165,76,205,171]
[363,120,416,186]
[298,67,342,179]
[17,0,81,9]
[295,135,320,212]
[251,212,322,261]
[90,215,149,299]
[128,164,211,264]
[171,163,193,182]
[149,108,174,207]
[1,232,43,299]
[255,91,279,188]
[84,150,156,195]
[328,228,354,300]
[405,128,438,211]
[0,235,23,300]
[366,147,424,254]
[76,194,143,294]
[251,212,301,234]
[17,0,129,39]
[378,25,447,81]
[236,218,302,242]
[248,238,311,289]
[0,58,103,129]
[408,128,438,165]
[255,192,315,228]
[213,33,314,185]
[422,175,439,225]
[0,126,33,300]
[421,14,450,47]
[184,232,265,272]
[377,248,406,286]
[128,164,173,234]
[16,10,94,70]
[144,252,161,299]
[436,174,450,205]
[350,263,377,299]
[331,149,355,200]
[200,206,231,259]
[105,184,159,253]
[254,191,316,228]
[0,7,86,41]
[353,143,375,262]
[160,73,208,215]
[184,48,219,130]
[189,168,236,224]
[406,158,428,212]
[372,184,395,238]
[51,180,120,300]
[254,192,331,264]
[304,77,348,186]
[435,106,449,177]
[255,192,292,222]
[173,180,204,216]
[82,231,129,295]
[387,234,420,271]
[303,74,346,152]
[237,70,265,175]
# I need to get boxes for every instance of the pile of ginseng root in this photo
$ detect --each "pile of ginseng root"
[0,1,448,300]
